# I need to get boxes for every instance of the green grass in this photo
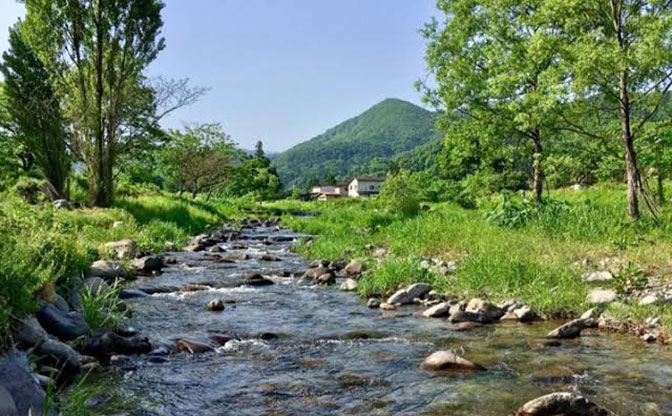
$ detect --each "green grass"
[271,183,672,327]
[0,191,252,342]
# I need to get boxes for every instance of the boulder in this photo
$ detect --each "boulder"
[580,308,598,320]
[448,310,493,324]
[12,317,48,349]
[517,392,611,416]
[422,302,452,318]
[82,332,152,362]
[83,277,110,294]
[118,289,148,299]
[367,298,381,309]
[547,318,592,339]
[244,273,274,287]
[0,386,17,416]
[0,354,50,416]
[639,294,658,306]
[52,199,71,209]
[343,260,365,277]
[587,288,617,304]
[421,351,486,372]
[104,239,136,260]
[465,298,504,320]
[132,255,164,274]
[316,273,336,285]
[51,294,70,313]
[513,306,537,322]
[260,254,281,262]
[176,339,215,354]
[36,303,89,341]
[86,260,129,281]
[207,299,225,311]
[184,234,216,252]
[339,278,358,291]
[35,339,82,375]
[582,271,614,283]
[303,266,329,279]
[387,283,431,305]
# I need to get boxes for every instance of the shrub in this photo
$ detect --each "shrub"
[11,177,46,204]
[380,170,421,216]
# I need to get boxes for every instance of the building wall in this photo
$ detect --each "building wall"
[348,179,383,197]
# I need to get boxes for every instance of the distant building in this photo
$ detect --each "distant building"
[347,176,385,197]
[310,185,344,201]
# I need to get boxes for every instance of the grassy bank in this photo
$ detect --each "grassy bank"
[272,184,672,329]
[0,191,249,339]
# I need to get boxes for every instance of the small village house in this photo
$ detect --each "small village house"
[347,176,385,197]
[310,184,344,201]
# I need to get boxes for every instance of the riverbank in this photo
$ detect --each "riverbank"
[270,184,672,338]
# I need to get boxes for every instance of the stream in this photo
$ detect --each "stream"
[115,222,672,415]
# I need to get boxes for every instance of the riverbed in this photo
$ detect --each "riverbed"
[116,223,672,415]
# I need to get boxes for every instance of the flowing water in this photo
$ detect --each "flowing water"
[116,223,672,415]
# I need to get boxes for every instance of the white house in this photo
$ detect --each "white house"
[310,185,344,200]
[347,177,385,197]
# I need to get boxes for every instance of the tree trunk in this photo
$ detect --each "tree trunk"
[531,128,543,201]
[91,2,111,207]
[657,169,665,205]
[619,70,640,219]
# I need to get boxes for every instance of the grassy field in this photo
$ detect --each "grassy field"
[0,191,249,339]
[272,184,672,329]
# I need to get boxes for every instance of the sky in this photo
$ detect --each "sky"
[0,0,437,152]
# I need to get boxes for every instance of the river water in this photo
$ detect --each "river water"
[117,223,672,415]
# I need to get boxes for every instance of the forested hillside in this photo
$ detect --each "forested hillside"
[272,98,440,187]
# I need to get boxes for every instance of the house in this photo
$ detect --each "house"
[310,184,344,200]
[347,176,385,197]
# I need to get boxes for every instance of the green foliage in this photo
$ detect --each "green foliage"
[486,194,569,228]
[380,170,421,216]
[11,176,47,204]
[81,280,125,330]
[272,99,441,188]
[613,263,648,295]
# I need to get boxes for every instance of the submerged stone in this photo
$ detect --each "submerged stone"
[517,392,612,416]
[421,351,486,372]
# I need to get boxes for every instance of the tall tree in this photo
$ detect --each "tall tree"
[21,0,166,207]
[422,0,565,200]
[547,0,672,218]
[255,140,265,159]
[1,24,70,199]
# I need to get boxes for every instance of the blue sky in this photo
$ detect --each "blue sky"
[0,0,436,151]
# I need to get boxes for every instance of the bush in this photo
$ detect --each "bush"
[11,177,47,204]
[380,170,421,216]
[486,193,569,228]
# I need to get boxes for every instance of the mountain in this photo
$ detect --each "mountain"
[272,98,441,188]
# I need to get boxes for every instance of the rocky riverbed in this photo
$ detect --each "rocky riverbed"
[2,219,672,415]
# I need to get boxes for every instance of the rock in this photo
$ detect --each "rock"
[260,254,281,262]
[35,339,82,375]
[104,239,136,260]
[379,303,397,310]
[309,260,330,268]
[547,318,592,339]
[516,392,611,416]
[641,333,657,343]
[208,245,225,253]
[580,308,598,320]
[448,309,493,324]
[53,199,71,209]
[421,351,486,372]
[422,302,452,318]
[316,273,336,285]
[164,255,177,264]
[36,303,89,340]
[207,299,225,311]
[373,248,387,258]
[244,273,274,287]
[466,298,504,320]
[571,184,583,191]
[51,294,69,313]
[500,312,519,321]
[132,255,163,274]
[449,322,484,331]
[387,283,431,305]
[587,288,617,304]
[83,277,110,294]
[449,301,465,315]
[582,271,614,282]
[303,266,329,279]
[339,278,358,291]
[0,354,50,416]
[639,294,658,306]
[86,260,129,281]
[118,289,148,299]
[184,234,216,252]
[646,316,660,327]
[367,298,380,308]
[109,355,136,371]
[176,339,214,354]
[82,332,152,362]
[0,386,17,416]
[12,317,48,348]
[513,306,537,322]
[344,260,365,277]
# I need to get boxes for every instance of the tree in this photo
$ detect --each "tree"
[161,124,236,199]
[0,24,70,199]
[547,0,672,218]
[21,0,166,207]
[422,0,565,201]
[255,140,265,159]
[325,172,337,186]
